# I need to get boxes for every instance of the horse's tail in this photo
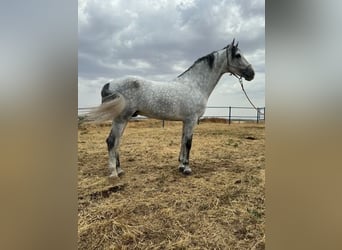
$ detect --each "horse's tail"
[86,92,126,123]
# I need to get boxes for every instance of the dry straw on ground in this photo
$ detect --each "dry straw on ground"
[78,119,265,249]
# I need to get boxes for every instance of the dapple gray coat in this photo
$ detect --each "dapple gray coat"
[89,40,254,180]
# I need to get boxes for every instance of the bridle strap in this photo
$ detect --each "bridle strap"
[226,45,251,73]
[226,45,230,69]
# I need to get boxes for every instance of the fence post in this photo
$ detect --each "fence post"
[256,108,260,124]
[162,120,165,128]
[228,106,231,125]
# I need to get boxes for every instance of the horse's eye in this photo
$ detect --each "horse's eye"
[235,54,241,59]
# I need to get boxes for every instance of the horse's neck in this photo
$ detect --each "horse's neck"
[176,56,226,98]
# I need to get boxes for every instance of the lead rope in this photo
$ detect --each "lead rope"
[233,73,264,116]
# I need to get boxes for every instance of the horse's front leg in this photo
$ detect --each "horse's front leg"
[178,119,197,175]
[106,120,127,180]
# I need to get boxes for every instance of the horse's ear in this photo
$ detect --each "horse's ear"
[231,38,235,46]
[236,41,239,48]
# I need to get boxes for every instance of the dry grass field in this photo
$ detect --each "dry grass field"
[78,119,265,249]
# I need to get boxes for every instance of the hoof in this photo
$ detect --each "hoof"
[179,165,192,175]
[117,167,125,177]
[183,167,192,175]
[108,172,118,182]
[108,173,118,178]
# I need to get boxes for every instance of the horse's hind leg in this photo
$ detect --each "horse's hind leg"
[106,120,127,179]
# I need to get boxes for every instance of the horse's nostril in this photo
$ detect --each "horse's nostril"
[250,70,255,78]
[246,66,254,78]
[243,66,254,81]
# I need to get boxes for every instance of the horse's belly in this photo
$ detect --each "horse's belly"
[138,103,184,121]
[138,95,204,121]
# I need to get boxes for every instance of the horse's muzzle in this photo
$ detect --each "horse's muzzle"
[242,65,255,81]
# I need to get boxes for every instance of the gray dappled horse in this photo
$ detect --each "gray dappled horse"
[89,39,254,180]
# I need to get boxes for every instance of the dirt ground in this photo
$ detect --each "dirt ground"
[78,119,265,249]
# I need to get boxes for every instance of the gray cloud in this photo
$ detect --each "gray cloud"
[78,0,264,108]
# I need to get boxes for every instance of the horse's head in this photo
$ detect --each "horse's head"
[225,39,255,81]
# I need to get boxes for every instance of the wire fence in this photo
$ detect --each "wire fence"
[78,106,265,125]
[202,106,265,124]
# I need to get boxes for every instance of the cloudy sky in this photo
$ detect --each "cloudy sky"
[78,0,265,116]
